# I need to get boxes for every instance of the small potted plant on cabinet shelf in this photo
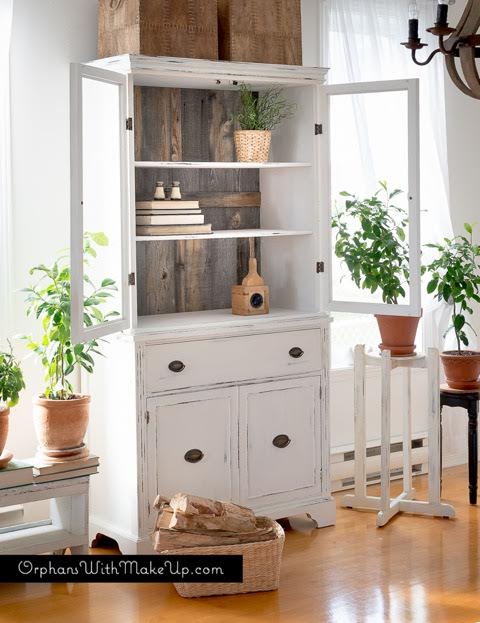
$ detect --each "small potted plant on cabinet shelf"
[331,181,421,356]
[423,223,480,389]
[0,343,25,464]
[23,233,119,461]
[233,83,295,163]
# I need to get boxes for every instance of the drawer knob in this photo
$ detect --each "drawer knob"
[168,360,185,373]
[272,434,291,449]
[289,347,304,359]
[184,448,204,463]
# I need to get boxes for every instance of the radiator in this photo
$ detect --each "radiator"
[331,434,428,492]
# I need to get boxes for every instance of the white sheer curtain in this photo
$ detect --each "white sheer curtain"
[324,0,454,356]
[0,0,13,343]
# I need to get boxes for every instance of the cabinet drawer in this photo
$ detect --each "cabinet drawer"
[145,330,323,393]
[147,388,237,503]
[239,377,322,505]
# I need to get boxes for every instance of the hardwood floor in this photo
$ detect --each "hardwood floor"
[0,465,479,623]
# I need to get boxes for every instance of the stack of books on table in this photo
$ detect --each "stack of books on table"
[0,459,34,489]
[27,454,99,484]
[136,200,212,236]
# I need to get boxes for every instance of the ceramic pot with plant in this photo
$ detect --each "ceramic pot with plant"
[423,223,480,390]
[233,83,295,163]
[332,181,420,356]
[0,342,25,464]
[23,232,119,461]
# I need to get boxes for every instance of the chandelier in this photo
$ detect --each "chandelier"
[402,0,480,99]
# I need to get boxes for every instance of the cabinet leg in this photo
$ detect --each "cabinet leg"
[70,544,89,555]
[306,500,336,529]
[468,403,478,505]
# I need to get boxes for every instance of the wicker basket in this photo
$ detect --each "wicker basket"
[234,130,272,163]
[161,518,284,598]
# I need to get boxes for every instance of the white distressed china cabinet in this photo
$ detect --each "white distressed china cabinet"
[70,55,420,553]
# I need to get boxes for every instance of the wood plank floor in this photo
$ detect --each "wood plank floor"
[0,464,479,623]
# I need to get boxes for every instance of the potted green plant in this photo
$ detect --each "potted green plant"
[233,83,295,163]
[23,232,119,460]
[0,342,25,462]
[423,223,480,389]
[331,181,420,356]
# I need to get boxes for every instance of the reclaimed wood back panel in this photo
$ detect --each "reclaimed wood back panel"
[135,87,261,315]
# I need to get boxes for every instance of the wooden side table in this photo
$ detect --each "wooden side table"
[0,475,91,555]
[342,345,455,526]
[440,385,479,504]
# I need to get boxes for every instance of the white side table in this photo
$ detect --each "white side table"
[0,476,91,554]
[342,345,455,527]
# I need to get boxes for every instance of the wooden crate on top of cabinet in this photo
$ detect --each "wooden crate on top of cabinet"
[98,0,218,60]
[217,0,302,65]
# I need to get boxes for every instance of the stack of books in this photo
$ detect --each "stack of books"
[136,200,212,236]
[0,459,34,489]
[27,454,99,484]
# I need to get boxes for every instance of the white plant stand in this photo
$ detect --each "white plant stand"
[341,345,455,527]
[0,476,91,554]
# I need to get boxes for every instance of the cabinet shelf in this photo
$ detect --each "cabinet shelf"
[136,228,312,242]
[134,161,312,169]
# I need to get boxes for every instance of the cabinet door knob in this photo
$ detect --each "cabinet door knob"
[272,434,291,449]
[289,347,304,359]
[168,360,185,373]
[184,448,204,463]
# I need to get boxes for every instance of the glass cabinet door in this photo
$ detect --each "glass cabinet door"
[70,64,130,343]
[320,79,421,317]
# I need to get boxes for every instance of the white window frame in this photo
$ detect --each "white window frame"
[320,78,421,318]
[70,63,130,344]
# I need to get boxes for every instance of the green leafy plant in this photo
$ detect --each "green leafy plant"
[423,223,480,353]
[331,182,409,304]
[22,232,119,400]
[0,342,25,409]
[233,83,296,131]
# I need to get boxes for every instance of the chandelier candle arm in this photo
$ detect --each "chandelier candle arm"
[402,0,480,100]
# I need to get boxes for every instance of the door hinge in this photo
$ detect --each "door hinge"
[128,272,135,285]
[315,123,323,135]
[126,117,133,130]
[145,410,150,424]
[316,261,325,273]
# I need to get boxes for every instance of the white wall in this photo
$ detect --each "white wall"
[444,1,480,240]
[8,0,98,477]
[440,0,480,467]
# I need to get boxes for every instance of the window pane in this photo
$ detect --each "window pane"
[81,76,124,329]
[329,90,410,306]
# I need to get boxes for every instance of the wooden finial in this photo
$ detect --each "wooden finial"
[242,256,264,286]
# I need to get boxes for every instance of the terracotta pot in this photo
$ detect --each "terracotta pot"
[33,395,90,460]
[0,408,9,456]
[440,351,480,390]
[234,130,272,163]
[374,313,421,357]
